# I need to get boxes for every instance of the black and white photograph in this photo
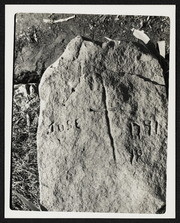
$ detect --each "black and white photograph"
[5,4,176,219]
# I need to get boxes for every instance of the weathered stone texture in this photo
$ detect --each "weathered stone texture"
[37,36,168,213]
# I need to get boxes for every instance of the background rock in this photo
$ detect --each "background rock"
[37,36,168,213]
[14,14,170,84]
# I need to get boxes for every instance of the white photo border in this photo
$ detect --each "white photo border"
[5,4,176,219]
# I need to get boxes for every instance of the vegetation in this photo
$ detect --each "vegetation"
[11,87,40,210]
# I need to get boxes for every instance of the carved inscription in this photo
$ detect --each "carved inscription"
[130,147,143,164]
[155,121,159,134]
[135,148,142,161]
[47,119,80,134]
[130,119,159,139]
[144,120,151,136]
[130,119,160,164]
[57,124,64,132]
[131,122,141,139]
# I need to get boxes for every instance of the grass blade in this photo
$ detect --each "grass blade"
[13,191,40,211]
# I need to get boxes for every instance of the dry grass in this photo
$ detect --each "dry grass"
[11,86,40,210]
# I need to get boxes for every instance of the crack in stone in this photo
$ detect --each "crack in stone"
[89,106,121,112]
[130,149,134,165]
[135,74,165,86]
[99,76,117,163]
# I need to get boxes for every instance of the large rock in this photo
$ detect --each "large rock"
[37,36,168,213]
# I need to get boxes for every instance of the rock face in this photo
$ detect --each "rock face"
[37,36,168,213]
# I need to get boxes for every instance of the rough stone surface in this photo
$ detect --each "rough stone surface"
[37,36,168,213]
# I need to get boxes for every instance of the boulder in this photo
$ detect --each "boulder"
[37,36,168,213]
[14,33,70,84]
